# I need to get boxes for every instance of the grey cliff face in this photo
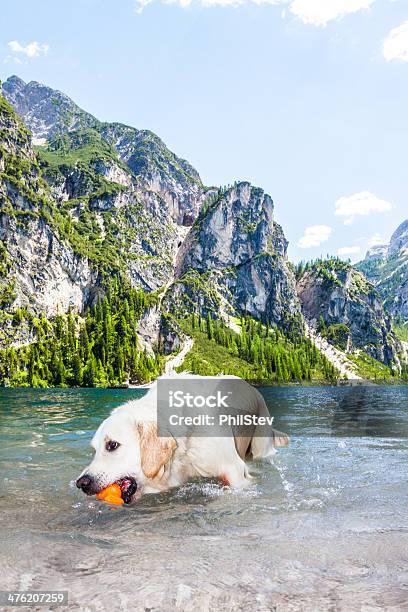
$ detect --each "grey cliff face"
[172,182,301,328]
[297,261,399,365]
[0,95,163,320]
[178,183,277,270]
[389,219,408,257]
[0,214,98,317]
[0,95,98,317]
[0,80,195,324]
[365,244,388,262]
[357,218,408,321]
[385,221,408,320]
[100,124,205,226]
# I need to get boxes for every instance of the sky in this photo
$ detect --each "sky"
[1,0,407,263]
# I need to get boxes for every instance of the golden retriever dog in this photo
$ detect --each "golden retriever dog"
[76,374,289,504]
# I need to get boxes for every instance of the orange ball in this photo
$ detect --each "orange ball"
[96,483,124,505]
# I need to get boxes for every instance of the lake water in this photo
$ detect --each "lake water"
[0,386,407,611]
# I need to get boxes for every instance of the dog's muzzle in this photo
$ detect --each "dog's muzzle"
[76,475,138,503]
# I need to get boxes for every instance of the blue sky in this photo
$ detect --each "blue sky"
[2,0,407,262]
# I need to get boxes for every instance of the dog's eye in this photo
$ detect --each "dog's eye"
[106,440,120,452]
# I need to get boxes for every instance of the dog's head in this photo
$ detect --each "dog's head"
[76,407,177,504]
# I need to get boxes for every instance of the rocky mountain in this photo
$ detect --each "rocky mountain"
[2,75,99,144]
[0,80,297,343]
[2,76,205,225]
[169,182,300,330]
[0,100,181,321]
[356,219,408,321]
[296,259,399,366]
[0,92,95,333]
[0,75,405,385]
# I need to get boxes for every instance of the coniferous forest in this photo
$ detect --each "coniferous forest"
[178,314,339,383]
[0,280,162,387]
[0,278,341,387]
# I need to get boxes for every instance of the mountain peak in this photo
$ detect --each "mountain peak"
[4,74,26,88]
[356,218,408,321]
[2,75,27,100]
[2,76,98,142]
[389,219,408,256]
[365,244,388,261]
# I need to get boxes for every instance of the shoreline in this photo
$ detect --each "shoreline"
[1,379,407,391]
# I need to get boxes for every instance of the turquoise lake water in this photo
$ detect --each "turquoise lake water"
[0,386,407,611]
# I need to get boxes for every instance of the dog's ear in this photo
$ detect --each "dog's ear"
[137,422,177,479]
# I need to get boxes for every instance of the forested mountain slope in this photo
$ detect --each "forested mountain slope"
[0,76,405,385]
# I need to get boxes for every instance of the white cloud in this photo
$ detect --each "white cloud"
[3,55,23,65]
[7,40,49,59]
[289,0,375,27]
[337,245,361,256]
[358,230,386,241]
[134,0,154,12]
[383,21,408,62]
[297,224,332,248]
[334,191,392,225]
[366,232,384,247]
[135,0,283,8]
[134,0,374,25]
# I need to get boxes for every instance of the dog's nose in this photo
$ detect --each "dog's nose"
[76,474,94,494]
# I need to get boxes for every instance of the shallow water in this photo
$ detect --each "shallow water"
[0,386,407,611]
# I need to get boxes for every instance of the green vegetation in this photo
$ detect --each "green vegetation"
[348,269,372,299]
[348,351,408,382]
[393,318,408,343]
[125,128,203,187]
[295,257,374,300]
[295,256,349,282]
[0,241,16,308]
[355,256,383,283]
[0,95,31,146]
[317,316,350,351]
[36,128,126,171]
[313,259,347,286]
[0,280,162,388]
[325,325,350,351]
[177,314,339,383]
[0,279,16,310]
[177,326,261,378]
[194,186,229,225]
[1,119,137,277]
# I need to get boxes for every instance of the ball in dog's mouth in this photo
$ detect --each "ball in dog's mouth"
[118,477,137,504]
